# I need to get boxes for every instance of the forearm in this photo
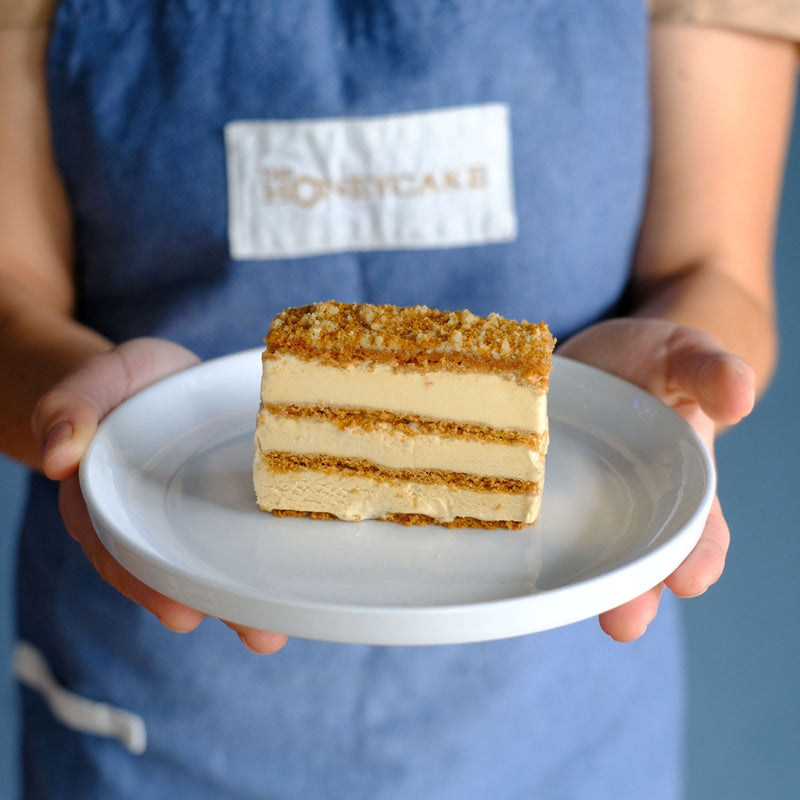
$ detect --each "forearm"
[629,23,796,401]
[0,27,112,468]
[0,272,112,469]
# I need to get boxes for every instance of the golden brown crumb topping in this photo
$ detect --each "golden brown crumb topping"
[265,301,555,386]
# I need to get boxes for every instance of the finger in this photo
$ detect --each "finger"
[60,476,204,633]
[599,583,665,642]
[667,340,756,427]
[32,339,199,480]
[225,623,289,654]
[665,496,729,598]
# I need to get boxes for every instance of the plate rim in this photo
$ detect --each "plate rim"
[79,349,716,645]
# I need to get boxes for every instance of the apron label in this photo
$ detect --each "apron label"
[225,104,517,260]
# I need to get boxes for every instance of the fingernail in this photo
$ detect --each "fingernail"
[43,421,73,461]
[156,614,182,632]
[736,363,756,391]
[237,630,287,654]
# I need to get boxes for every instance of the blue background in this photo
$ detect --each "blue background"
[1,93,798,800]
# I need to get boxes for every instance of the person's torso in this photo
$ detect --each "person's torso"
[47,0,649,355]
[16,4,685,799]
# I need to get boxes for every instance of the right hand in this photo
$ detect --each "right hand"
[558,318,755,642]
[31,337,288,654]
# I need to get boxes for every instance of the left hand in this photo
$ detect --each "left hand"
[558,318,756,641]
[32,338,289,655]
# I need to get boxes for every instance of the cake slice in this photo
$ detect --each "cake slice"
[253,301,555,529]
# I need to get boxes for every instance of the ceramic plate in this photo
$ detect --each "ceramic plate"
[80,349,715,645]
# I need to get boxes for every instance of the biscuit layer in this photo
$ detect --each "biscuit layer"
[262,355,547,432]
[254,464,542,525]
[256,408,546,482]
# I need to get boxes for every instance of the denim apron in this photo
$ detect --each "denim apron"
[15,1,685,797]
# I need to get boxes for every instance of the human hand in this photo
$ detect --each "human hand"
[557,318,756,642]
[31,337,288,654]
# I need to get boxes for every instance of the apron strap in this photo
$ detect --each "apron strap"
[14,641,147,755]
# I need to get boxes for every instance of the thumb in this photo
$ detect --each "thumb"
[666,339,756,427]
[31,338,199,480]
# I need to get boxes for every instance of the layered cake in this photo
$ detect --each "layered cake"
[253,301,555,529]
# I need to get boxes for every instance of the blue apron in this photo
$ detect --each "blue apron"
[16,1,685,797]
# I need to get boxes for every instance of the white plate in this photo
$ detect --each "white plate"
[80,350,715,646]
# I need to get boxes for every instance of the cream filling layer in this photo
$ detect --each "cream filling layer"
[262,355,547,432]
[255,411,545,481]
[254,465,542,524]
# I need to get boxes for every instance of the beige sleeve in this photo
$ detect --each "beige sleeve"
[4,0,799,39]
[0,0,58,27]
[650,0,800,44]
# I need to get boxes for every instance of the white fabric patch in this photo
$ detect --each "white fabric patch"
[225,104,517,260]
